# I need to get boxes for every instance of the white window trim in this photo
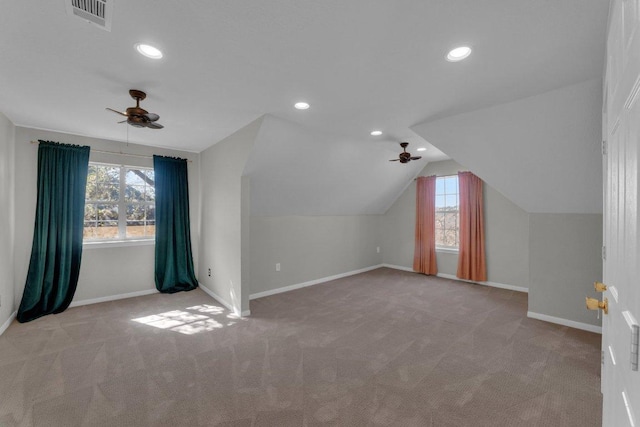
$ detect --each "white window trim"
[436,246,459,254]
[84,162,155,245]
[83,239,154,249]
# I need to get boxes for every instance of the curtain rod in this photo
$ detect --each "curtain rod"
[30,140,192,162]
[414,173,462,181]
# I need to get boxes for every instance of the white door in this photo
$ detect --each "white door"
[603,1,640,426]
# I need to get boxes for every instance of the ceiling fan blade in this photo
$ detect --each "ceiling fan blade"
[144,113,160,122]
[410,156,422,160]
[106,107,128,117]
[389,159,400,161]
[145,121,164,129]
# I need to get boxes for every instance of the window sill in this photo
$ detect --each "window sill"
[83,239,155,249]
[436,247,459,254]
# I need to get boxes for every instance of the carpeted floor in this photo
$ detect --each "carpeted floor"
[0,267,602,426]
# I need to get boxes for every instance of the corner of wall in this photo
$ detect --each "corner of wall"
[198,117,264,316]
[0,112,16,333]
[240,176,251,314]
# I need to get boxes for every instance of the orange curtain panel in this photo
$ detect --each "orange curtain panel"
[457,171,487,281]
[413,175,438,275]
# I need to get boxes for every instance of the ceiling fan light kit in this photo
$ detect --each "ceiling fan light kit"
[106,89,164,129]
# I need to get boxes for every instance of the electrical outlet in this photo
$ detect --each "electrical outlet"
[208,268,211,277]
[276,263,281,272]
[376,246,380,253]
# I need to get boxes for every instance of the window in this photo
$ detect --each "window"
[435,175,459,249]
[84,163,155,241]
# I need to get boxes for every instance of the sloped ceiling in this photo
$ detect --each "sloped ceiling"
[412,78,603,214]
[0,1,608,216]
[0,1,607,153]
[244,115,435,215]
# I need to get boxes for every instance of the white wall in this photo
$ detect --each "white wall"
[382,159,603,328]
[198,117,263,315]
[529,213,603,326]
[6,79,604,334]
[249,215,382,296]
[13,127,200,305]
[410,78,604,329]
[0,113,16,330]
[412,78,603,214]
[244,115,389,299]
[382,160,530,289]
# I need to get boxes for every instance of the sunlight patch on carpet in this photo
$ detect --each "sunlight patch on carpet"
[132,306,236,335]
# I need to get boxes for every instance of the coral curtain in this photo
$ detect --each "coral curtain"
[457,171,487,281]
[413,175,438,275]
[153,155,199,293]
[18,141,90,323]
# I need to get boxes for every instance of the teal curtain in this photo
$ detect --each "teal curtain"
[153,155,198,293]
[17,141,90,323]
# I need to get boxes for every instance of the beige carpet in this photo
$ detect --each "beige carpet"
[0,267,601,426]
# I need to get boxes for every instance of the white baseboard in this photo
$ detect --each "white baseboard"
[381,264,528,293]
[249,264,384,300]
[69,289,157,308]
[0,311,17,336]
[1,291,159,333]
[6,286,247,329]
[381,263,414,273]
[198,283,247,318]
[436,273,528,293]
[69,284,248,318]
[527,311,602,334]
[383,264,599,334]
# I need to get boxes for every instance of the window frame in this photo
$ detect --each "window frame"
[435,174,460,252]
[83,161,156,246]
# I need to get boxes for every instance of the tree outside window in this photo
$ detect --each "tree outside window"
[84,163,155,240]
[435,175,459,248]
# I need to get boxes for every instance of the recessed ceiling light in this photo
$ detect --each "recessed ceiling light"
[446,46,471,62]
[294,102,310,110]
[417,147,427,152]
[370,130,382,136]
[135,43,163,59]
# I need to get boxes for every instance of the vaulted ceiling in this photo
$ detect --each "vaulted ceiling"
[0,1,608,214]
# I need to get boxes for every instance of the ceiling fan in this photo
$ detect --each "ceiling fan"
[106,89,164,129]
[389,142,422,163]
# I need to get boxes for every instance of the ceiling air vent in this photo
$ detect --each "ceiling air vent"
[65,0,113,32]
